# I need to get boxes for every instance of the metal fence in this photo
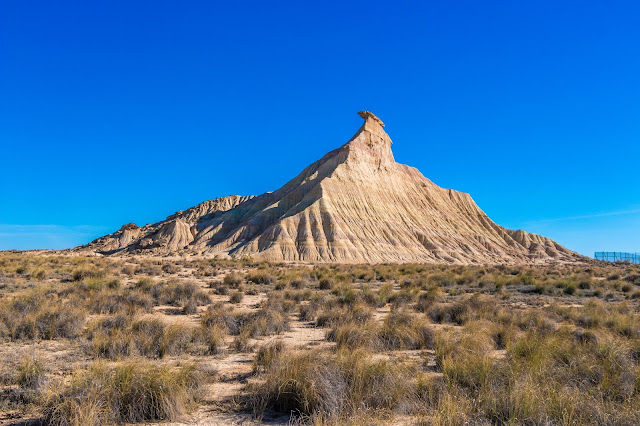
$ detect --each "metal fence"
[594,252,640,264]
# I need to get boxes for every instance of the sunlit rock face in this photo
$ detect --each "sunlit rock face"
[79,112,583,264]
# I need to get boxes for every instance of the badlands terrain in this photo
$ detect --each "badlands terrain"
[0,253,639,425]
[79,112,582,264]
[1,113,637,425]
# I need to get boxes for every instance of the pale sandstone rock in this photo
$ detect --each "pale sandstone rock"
[79,112,584,264]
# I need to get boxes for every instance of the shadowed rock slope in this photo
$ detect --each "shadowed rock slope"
[79,112,583,264]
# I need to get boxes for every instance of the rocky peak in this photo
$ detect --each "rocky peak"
[347,111,395,166]
[77,111,583,264]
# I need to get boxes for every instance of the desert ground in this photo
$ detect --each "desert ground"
[0,253,639,425]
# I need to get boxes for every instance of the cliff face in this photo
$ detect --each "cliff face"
[79,112,583,264]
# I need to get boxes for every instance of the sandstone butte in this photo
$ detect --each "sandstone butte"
[77,111,584,264]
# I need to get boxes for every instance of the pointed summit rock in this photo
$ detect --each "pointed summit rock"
[79,112,583,264]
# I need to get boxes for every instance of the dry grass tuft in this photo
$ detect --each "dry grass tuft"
[43,361,202,425]
[247,347,418,421]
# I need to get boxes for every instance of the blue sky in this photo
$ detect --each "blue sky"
[1,1,638,256]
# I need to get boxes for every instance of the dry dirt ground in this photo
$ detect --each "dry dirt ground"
[1,253,639,425]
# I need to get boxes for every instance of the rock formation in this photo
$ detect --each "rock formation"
[79,112,583,264]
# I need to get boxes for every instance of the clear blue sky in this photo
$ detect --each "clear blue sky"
[1,1,639,257]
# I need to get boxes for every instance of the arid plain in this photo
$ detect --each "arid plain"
[1,253,639,425]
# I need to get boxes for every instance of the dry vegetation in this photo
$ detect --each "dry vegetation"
[0,252,639,425]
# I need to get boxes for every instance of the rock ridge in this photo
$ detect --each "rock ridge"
[78,112,584,264]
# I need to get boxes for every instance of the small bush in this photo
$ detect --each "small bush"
[223,273,244,288]
[318,278,334,290]
[229,290,244,304]
[162,263,180,274]
[212,283,229,295]
[290,278,308,289]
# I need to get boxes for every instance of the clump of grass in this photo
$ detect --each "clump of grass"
[43,361,202,424]
[289,278,308,289]
[247,348,418,421]
[254,340,284,372]
[232,330,254,353]
[30,268,47,281]
[435,323,496,390]
[247,271,275,285]
[427,294,496,325]
[72,267,105,282]
[229,290,244,304]
[223,272,244,288]
[211,282,229,295]
[328,309,433,350]
[203,324,226,355]
[132,318,196,358]
[0,291,86,341]
[563,282,577,295]
[299,296,325,322]
[201,304,240,335]
[87,315,135,359]
[160,280,210,307]
[161,262,180,274]
[16,356,45,390]
[379,309,434,349]
[414,285,445,312]
[87,315,198,359]
[318,278,334,290]
[88,288,153,314]
[133,279,210,313]
[327,321,380,350]
[239,305,291,337]
[316,300,373,328]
